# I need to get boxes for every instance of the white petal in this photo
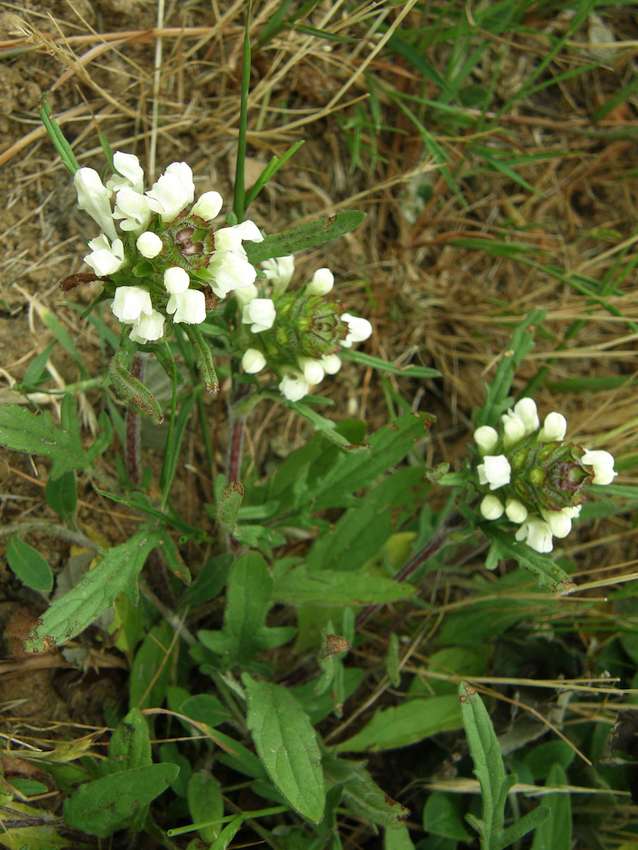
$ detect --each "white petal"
[321,354,342,375]
[191,191,223,221]
[279,374,309,402]
[113,151,144,194]
[74,168,117,241]
[129,309,165,343]
[242,348,266,374]
[480,495,504,520]
[307,267,334,296]
[539,412,567,442]
[513,397,539,434]
[164,266,190,295]
[136,231,163,259]
[170,289,206,324]
[299,358,325,386]
[505,499,528,524]
[473,425,498,453]
[112,286,153,323]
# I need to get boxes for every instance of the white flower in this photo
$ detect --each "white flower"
[321,354,342,375]
[279,373,309,402]
[480,495,504,520]
[299,358,325,386]
[107,151,144,194]
[191,191,223,221]
[74,167,117,241]
[501,411,526,447]
[505,499,528,524]
[473,425,498,453]
[516,517,553,553]
[581,449,617,485]
[129,309,165,343]
[562,505,582,519]
[242,348,266,374]
[113,187,152,232]
[215,220,263,251]
[166,289,206,324]
[83,234,124,277]
[541,509,572,539]
[136,231,163,259]
[477,454,511,490]
[164,266,190,295]
[513,397,539,434]
[340,313,372,348]
[262,255,295,293]
[307,267,334,296]
[242,298,275,333]
[208,251,257,298]
[234,282,258,305]
[146,162,195,222]
[111,286,153,324]
[539,412,567,442]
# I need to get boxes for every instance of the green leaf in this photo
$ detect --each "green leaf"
[40,97,79,175]
[6,536,53,593]
[324,755,408,828]
[184,324,219,395]
[475,309,544,427]
[45,470,77,521]
[530,764,571,850]
[216,481,244,534]
[108,351,163,424]
[385,825,415,850]
[245,140,305,209]
[107,707,152,772]
[245,210,366,262]
[386,633,401,688]
[26,528,162,651]
[312,414,427,509]
[210,816,243,850]
[188,771,223,843]
[459,683,510,850]
[64,764,179,837]
[482,527,570,591]
[0,405,87,480]
[341,349,440,379]
[334,695,462,753]
[272,565,415,607]
[243,675,325,823]
[198,552,294,666]
[497,806,548,850]
[129,621,176,710]
[287,400,352,448]
[423,792,472,841]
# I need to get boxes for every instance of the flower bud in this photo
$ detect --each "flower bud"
[502,412,526,447]
[167,289,206,324]
[473,425,498,453]
[164,266,190,294]
[191,190,223,221]
[340,313,373,347]
[242,348,266,374]
[279,374,309,402]
[321,354,342,375]
[307,267,334,296]
[129,309,165,343]
[112,151,144,193]
[539,412,567,442]
[299,357,325,386]
[74,167,117,241]
[505,499,528,524]
[513,397,539,434]
[136,231,163,259]
[480,495,504,520]
[477,454,511,490]
[112,286,152,323]
[581,449,616,485]
[243,298,276,333]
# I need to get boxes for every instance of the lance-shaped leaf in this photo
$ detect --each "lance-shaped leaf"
[26,528,162,651]
[272,565,415,607]
[243,675,325,823]
[245,210,365,263]
[184,324,219,395]
[482,527,569,591]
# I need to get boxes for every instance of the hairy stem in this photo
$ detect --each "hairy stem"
[126,353,143,484]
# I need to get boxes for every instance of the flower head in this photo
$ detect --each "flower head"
[146,162,195,222]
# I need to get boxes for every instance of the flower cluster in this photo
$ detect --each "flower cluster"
[72,152,373,403]
[238,255,372,401]
[74,151,263,343]
[474,398,617,553]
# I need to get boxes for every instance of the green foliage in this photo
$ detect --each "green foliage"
[26,528,162,651]
[245,211,366,263]
[6,536,53,593]
[243,676,325,823]
[0,405,85,480]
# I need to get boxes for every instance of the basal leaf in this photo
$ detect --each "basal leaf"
[245,210,365,263]
[0,405,87,480]
[530,763,571,850]
[334,696,462,753]
[243,676,325,823]
[64,764,179,837]
[188,771,223,843]
[324,755,408,828]
[26,528,162,651]
[107,707,152,772]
